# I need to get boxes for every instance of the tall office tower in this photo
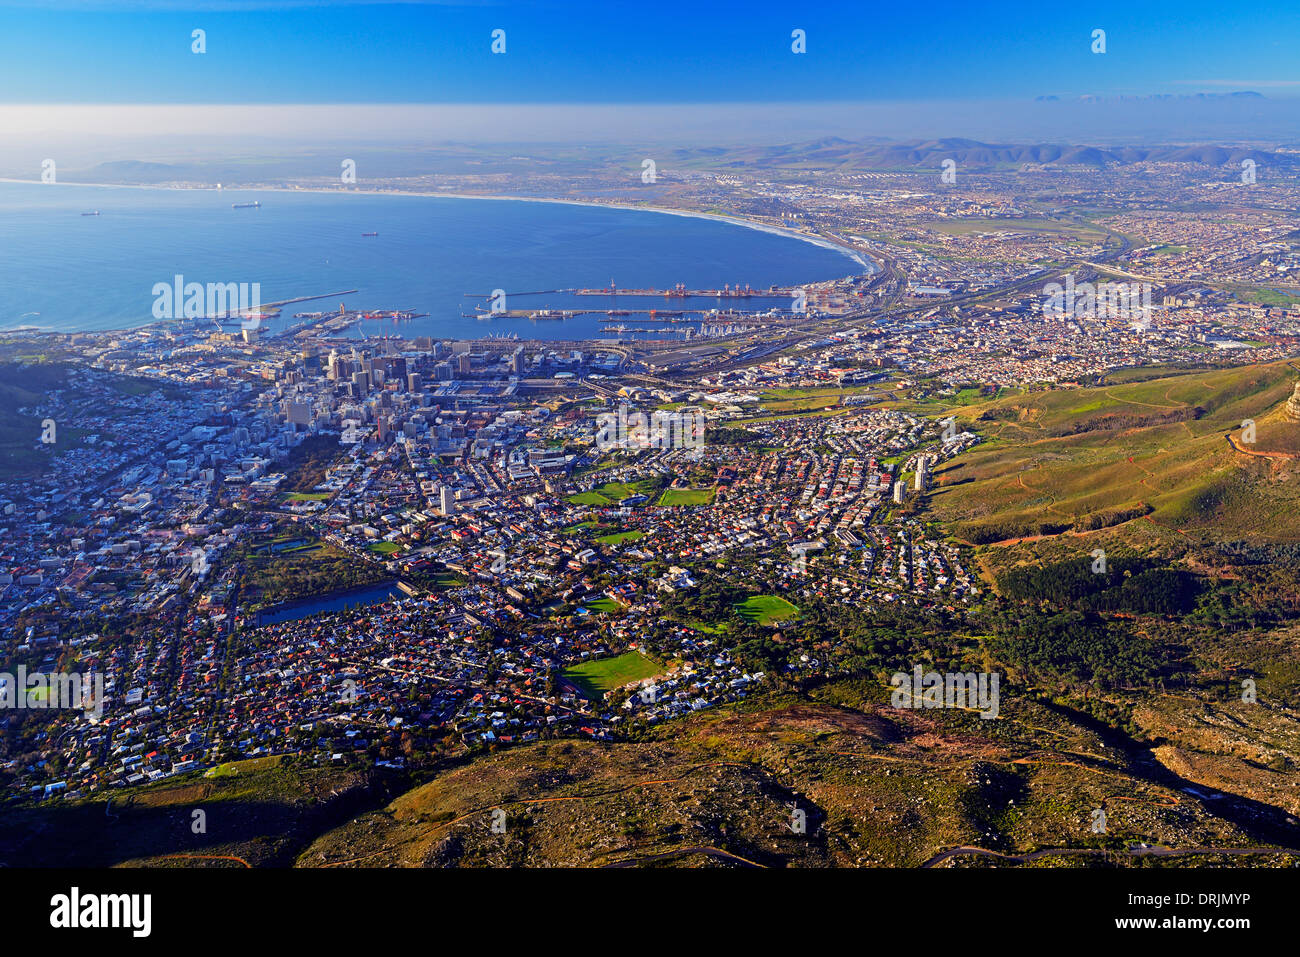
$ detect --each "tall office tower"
[286,400,312,427]
[440,486,455,516]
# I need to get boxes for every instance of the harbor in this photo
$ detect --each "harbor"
[465,282,799,299]
[461,279,803,333]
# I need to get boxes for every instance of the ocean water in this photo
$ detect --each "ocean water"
[0,182,867,341]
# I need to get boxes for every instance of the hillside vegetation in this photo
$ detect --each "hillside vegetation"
[927,360,1300,545]
[297,681,1298,869]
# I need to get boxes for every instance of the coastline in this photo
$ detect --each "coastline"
[0,177,878,278]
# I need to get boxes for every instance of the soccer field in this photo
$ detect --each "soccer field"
[657,487,716,506]
[734,595,800,625]
[563,651,662,698]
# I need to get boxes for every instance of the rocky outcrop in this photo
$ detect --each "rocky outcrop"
[1286,382,1300,422]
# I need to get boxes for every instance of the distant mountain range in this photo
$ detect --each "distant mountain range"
[81,160,197,183]
[50,135,1297,187]
[672,136,1293,171]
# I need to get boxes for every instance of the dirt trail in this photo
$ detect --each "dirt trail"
[1226,433,1297,461]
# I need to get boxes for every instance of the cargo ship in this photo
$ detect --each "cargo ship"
[232,201,261,209]
[81,210,100,216]
[362,232,378,237]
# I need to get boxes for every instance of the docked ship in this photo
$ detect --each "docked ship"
[232,201,262,209]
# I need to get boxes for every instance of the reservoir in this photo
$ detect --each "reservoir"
[254,581,408,627]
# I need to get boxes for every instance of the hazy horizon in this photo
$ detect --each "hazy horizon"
[5,0,1298,170]
[3,95,1299,180]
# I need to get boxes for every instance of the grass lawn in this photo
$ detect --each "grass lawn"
[759,384,881,413]
[656,487,716,506]
[582,596,622,614]
[564,650,662,698]
[285,491,330,502]
[595,530,645,545]
[205,755,284,779]
[567,478,662,507]
[368,541,401,555]
[1227,285,1299,307]
[949,387,986,405]
[734,594,800,626]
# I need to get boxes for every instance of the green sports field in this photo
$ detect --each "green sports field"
[594,530,645,545]
[656,487,716,506]
[734,595,800,625]
[563,651,662,698]
[567,478,662,506]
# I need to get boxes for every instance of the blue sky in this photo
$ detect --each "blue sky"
[0,0,1297,104]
